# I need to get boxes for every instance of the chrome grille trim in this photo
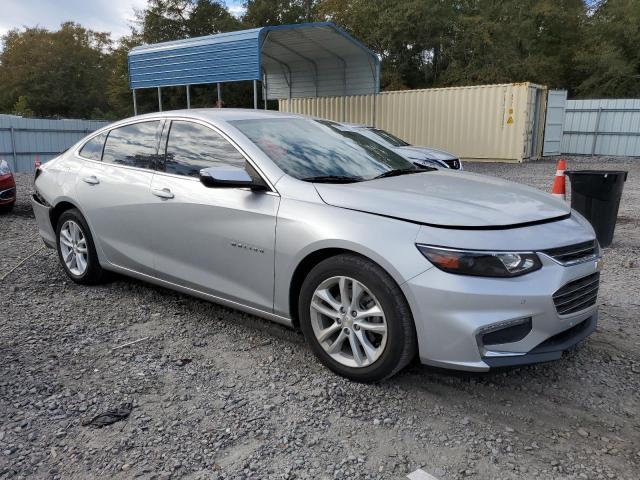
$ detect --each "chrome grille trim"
[553,272,600,316]
[541,240,598,266]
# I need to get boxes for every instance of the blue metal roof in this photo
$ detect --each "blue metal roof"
[128,22,380,98]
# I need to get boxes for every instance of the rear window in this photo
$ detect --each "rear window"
[79,132,107,161]
[102,121,160,169]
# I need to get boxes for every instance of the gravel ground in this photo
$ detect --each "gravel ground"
[1,156,639,480]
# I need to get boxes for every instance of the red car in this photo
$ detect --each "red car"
[0,159,16,213]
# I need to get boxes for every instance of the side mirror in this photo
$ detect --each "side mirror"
[199,166,265,190]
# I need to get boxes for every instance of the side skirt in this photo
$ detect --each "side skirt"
[106,263,294,328]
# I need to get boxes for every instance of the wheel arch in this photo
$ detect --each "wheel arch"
[49,200,81,231]
[287,246,408,329]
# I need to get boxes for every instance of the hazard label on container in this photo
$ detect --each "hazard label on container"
[506,116,514,124]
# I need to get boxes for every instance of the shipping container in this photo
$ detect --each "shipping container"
[279,82,547,163]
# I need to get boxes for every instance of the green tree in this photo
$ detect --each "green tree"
[11,96,34,117]
[243,0,317,26]
[138,0,241,43]
[575,0,640,97]
[0,23,113,118]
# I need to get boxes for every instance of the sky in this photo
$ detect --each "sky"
[0,0,247,40]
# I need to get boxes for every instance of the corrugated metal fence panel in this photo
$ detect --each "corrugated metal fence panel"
[543,90,567,156]
[562,98,640,156]
[280,83,547,162]
[0,115,110,173]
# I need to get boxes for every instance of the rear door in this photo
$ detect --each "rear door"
[148,119,280,312]
[75,120,162,274]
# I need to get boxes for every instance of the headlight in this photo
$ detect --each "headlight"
[409,158,442,169]
[416,245,542,277]
[0,159,11,176]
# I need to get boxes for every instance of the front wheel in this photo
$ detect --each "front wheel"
[56,208,104,284]
[299,254,417,382]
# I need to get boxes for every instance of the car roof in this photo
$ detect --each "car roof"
[98,109,307,133]
[128,108,304,123]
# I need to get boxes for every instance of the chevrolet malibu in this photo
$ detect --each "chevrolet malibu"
[32,109,601,382]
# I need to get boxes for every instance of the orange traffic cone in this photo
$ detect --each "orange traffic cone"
[551,159,566,200]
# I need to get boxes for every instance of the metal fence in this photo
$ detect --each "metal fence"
[561,99,640,157]
[0,115,110,173]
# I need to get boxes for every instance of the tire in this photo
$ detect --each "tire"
[55,208,104,285]
[0,203,14,214]
[299,254,417,382]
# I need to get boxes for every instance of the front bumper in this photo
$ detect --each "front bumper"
[402,254,600,371]
[482,313,597,368]
[31,194,56,248]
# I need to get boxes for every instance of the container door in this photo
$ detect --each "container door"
[542,90,568,157]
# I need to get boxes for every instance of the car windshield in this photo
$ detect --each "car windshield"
[365,128,411,147]
[230,118,415,181]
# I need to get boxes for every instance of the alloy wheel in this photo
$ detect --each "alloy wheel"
[309,276,388,368]
[59,220,89,276]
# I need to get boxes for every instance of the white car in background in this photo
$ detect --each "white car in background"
[336,122,463,170]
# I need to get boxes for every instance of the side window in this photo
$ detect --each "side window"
[164,121,246,177]
[79,132,107,161]
[102,121,161,169]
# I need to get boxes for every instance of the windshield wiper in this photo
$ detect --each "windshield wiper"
[301,175,363,183]
[374,166,434,180]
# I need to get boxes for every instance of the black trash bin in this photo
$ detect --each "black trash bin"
[565,170,628,248]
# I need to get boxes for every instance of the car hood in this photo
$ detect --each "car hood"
[314,171,570,228]
[396,146,457,161]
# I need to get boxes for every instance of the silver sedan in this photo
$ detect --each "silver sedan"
[32,109,601,382]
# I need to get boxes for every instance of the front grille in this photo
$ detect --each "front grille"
[442,159,461,170]
[542,240,597,265]
[553,273,600,315]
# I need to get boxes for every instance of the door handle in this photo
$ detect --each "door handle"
[82,175,99,185]
[152,187,174,199]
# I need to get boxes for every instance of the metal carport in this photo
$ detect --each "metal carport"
[128,22,380,113]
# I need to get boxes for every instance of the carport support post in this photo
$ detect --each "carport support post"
[186,85,191,109]
[132,90,138,116]
[253,80,258,109]
[217,83,222,107]
[157,87,162,112]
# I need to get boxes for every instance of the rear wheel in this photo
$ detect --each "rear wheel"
[55,209,104,284]
[299,254,417,382]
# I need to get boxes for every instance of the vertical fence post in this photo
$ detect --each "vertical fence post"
[186,85,191,109]
[158,87,162,112]
[591,107,602,156]
[217,83,222,107]
[9,127,17,172]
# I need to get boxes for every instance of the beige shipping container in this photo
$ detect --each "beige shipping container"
[279,82,547,163]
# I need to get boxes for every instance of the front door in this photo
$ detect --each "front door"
[148,120,279,312]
